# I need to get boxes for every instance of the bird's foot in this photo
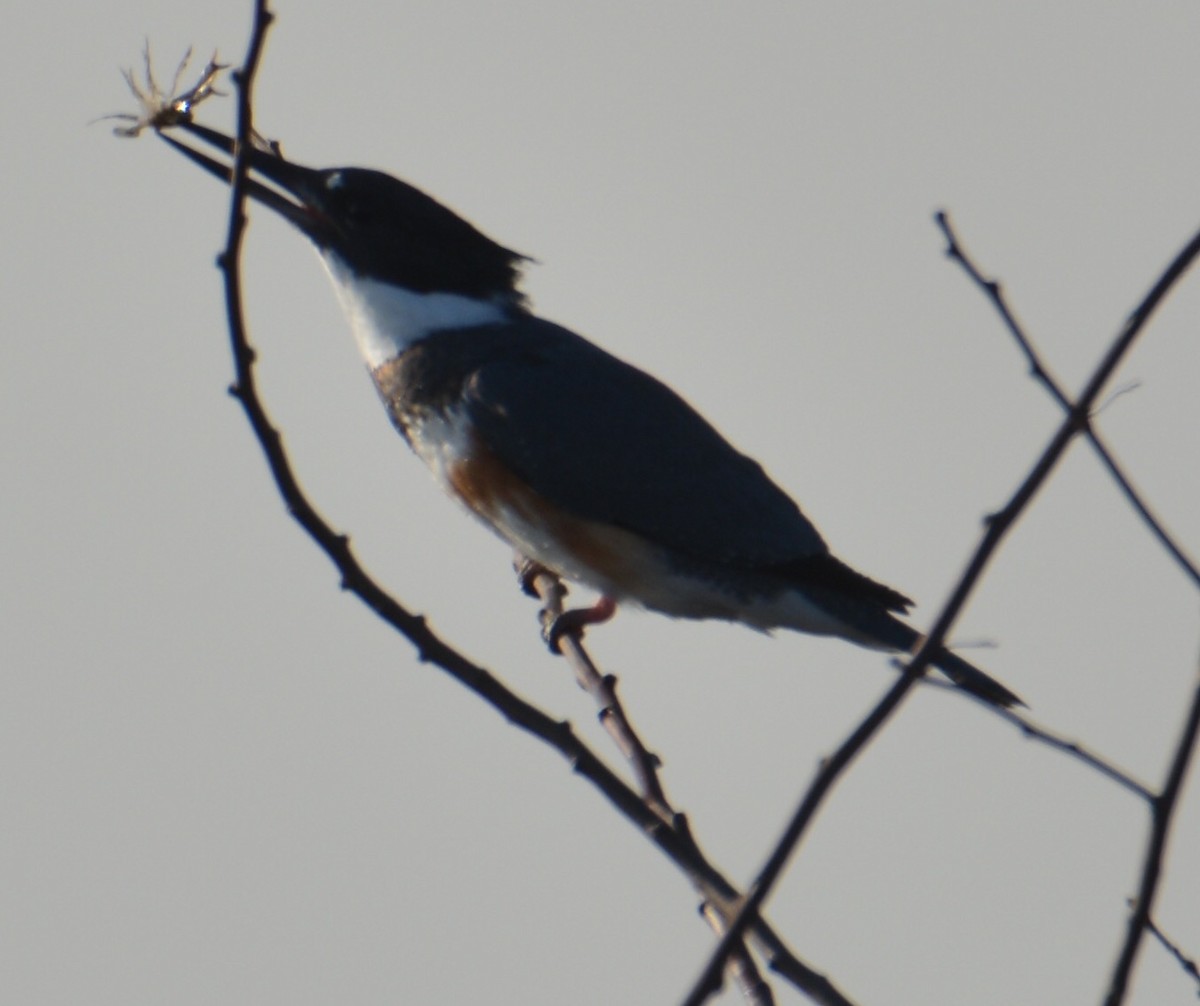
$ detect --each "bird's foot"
[513,554,553,598]
[544,595,617,653]
[512,553,617,652]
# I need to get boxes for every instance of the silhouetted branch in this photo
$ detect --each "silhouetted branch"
[681,668,922,1005]
[936,211,1200,592]
[522,566,673,813]
[522,569,860,1005]
[1103,652,1200,1006]
[1145,912,1200,998]
[923,679,1154,802]
[683,214,1200,1004]
[1006,707,1156,802]
[935,211,1200,1006]
[701,902,777,1006]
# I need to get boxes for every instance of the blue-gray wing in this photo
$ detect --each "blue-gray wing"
[461,319,828,567]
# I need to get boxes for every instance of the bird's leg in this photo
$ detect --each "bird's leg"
[512,553,617,653]
[545,595,617,653]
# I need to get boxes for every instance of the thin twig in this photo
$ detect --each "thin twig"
[936,211,1200,592]
[681,669,922,1005]
[1103,651,1200,1006]
[924,679,1154,801]
[1006,708,1155,801]
[700,903,777,1006]
[525,568,673,815]
[683,214,1200,1004]
[525,568,801,1005]
[1145,912,1200,997]
[936,212,1200,1005]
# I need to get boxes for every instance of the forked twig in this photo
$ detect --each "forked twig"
[682,668,921,1005]
[1103,654,1200,1005]
[1145,912,1200,997]
[936,211,1200,592]
[934,211,1200,1006]
[520,566,849,1006]
[682,215,1200,1003]
[922,678,1154,801]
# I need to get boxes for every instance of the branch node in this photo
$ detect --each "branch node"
[673,811,692,836]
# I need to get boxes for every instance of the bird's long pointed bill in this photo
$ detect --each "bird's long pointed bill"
[157,120,322,234]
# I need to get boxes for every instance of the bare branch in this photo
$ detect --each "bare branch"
[681,669,921,1006]
[1103,650,1200,1005]
[700,903,777,1006]
[935,211,1200,1005]
[683,214,1200,1004]
[923,679,1154,801]
[522,566,674,814]
[525,567,866,1005]
[1006,708,1156,802]
[1145,912,1200,998]
[936,211,1200,592]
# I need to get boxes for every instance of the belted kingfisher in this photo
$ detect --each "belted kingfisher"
[159,121,1021,709]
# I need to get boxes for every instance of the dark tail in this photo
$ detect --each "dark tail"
[778,564,1025,708]
[930,645,1024,709]
[863,614,1024,709]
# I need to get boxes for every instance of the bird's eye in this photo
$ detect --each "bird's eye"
[322,173,370,223]
[341,197,372,224]
[325,188,370,224]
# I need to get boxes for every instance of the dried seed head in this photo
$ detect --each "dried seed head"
[103,42,227,138]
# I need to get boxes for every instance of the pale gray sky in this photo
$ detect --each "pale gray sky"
[4,3,1200,1004]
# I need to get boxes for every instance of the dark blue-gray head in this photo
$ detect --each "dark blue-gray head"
[160,121,528,303]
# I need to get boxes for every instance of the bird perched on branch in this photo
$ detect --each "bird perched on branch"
[150,112,1021,709]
